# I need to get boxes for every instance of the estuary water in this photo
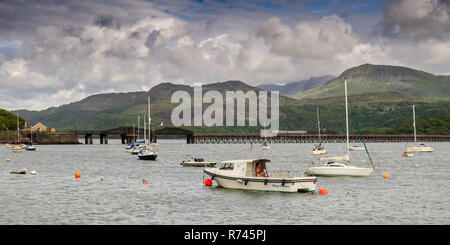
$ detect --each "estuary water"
[0,140,449,225]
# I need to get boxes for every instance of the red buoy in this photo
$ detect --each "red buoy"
[74,172,81,178]
[318,188,328,195]
[204,178,213,186]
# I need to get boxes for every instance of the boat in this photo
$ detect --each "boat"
[10,113,24,153]
[260,141,270,150]
[137,96,158,161]
[25,144,36,151]
[305,78,374,177]
[312,107,327,155]
[138,144,158,160]
[10,168,26,174]
[312,143,327,155]
[406,105,433,153]
[130,115,144,155]
[26,125,37,151]
[180,155,217,167]
[402,151,414,158]
[11,145,23,153]
[204,159,317,193]
[348,146,365,151]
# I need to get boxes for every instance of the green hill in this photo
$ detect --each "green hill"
[12,64,450,135]
[0,109,26,130]
[295,64,450,100]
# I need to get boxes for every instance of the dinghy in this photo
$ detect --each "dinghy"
[10,168,26,174]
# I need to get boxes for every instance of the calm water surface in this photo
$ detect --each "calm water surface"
[0,140,449,224]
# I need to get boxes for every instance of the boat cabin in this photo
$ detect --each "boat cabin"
[216,159,270,177]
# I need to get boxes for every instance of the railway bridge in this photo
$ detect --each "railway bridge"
[70,127,450,144]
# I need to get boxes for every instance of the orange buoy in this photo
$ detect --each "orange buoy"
[383,174,389,179]
[142,179,148,184]
[318,188,328,195]
[204,178,213,186]
[74,172,81,178]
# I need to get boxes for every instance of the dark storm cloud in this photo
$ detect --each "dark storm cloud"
[94,14,121,29]
[376,0,450,41]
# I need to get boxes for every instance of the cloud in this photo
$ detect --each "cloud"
[377,0,450,41]
[1,0,450,111]
[256,15,360,59]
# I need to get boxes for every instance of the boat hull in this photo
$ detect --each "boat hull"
[305,166,373,177]
[348,147,365,151]
[138,154,158,160]
[406,146,433,152]
[312,149,327,155]
[204,170,317,193]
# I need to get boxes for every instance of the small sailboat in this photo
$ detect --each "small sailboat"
[406,105,433,153]
[260,122,270,150]
[204,159,317,193]
[312,107,327,155]
[26,125,36,151]
[11,113,24,153]
[138,96,158,161]
[305,78,374,177]
[130,116,144,155]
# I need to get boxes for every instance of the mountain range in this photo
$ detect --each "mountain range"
[11,64,450,134]
[258,75,334,96]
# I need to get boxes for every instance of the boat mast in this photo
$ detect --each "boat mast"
[137,115,140,142]
[148,96,151,144]
[412,105,417,143]
[133,123,135,143]
[317,107,321,143]
[16,112,20,144]
[143,115,146,145]
[344,78,350,158]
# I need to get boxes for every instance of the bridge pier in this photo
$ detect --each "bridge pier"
[100,134,108,144]
[84,133,93,144]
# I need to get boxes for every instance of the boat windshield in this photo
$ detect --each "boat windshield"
[219,162,234,170]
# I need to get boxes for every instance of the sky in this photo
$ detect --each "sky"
[1,0,450,110]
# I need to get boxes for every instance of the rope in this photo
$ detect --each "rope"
[348,98,376,169]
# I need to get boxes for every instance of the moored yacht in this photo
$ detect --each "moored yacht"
[204,159,317,193]
[137,96,159,161]
[405,105,433,153]
[306,78,374,177]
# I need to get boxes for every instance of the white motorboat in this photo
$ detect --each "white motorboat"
[204,159,317,193]
[348,146,365,151]
[405,105,433,153]
[306,78,374,177]
[180,155,216,167]
[312,107,327,155]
